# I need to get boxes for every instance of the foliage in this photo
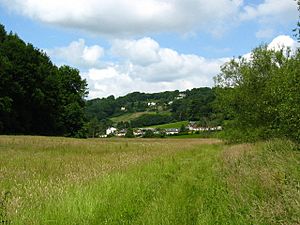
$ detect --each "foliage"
[85,87,220,128]
[179,124,188,133]
[170,87,216,121]
[130,114,173,128]
[0,24,88,137]
[215,46,300,142]
[125,128,134,138]
[143,129,155,138]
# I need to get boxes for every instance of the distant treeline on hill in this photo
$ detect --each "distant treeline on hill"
[85,87,224,136]
[0,24,88,137]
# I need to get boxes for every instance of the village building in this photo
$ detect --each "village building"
[175,93,186,100]
[106,127,117,135]
[115,129,127,137]
[133,129,144,136]
[165,128,179,135]
[147,102,156,106]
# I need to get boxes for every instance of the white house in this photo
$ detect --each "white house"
[147,102,156,107]
[175,93,186,100]
[106,127,117,135]
[133,129,144,136]
[165,128,179,135]
[121,107,126,111]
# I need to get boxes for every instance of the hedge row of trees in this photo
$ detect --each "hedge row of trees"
[214,46,300,142]
[130,114,173,128]
[0,25,88,137]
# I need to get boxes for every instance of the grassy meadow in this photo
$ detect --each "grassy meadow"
[0,136,299,224]
[146,121,189,129]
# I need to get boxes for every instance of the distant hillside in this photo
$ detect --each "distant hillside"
[85,87,224,136]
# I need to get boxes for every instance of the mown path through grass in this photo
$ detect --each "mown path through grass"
[0,137,299,224]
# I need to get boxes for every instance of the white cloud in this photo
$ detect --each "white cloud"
[110,38,228,83]
[0,0,243,36]
[85,67,211,99]
[242,35,299,60]
[111,38,160,66]
[267,35,300,52]
[240,0,298,25]
[46,39,104,68]
[47,35,299,98]
[84,37,229,97]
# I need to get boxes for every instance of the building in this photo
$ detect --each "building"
[165,128,179,135]
[106,127,117,135]
[175,93,186,100]
[147,102,156,106]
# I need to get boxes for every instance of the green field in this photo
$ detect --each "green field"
[0,136,299,224]
[110,112,156,123]
[110,111,171,123]
[147,121,189,129]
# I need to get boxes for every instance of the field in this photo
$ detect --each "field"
[110,111,172,123]
[147,121,189,129]
[0,136,299,224]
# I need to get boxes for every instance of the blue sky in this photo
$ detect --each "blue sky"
[0,0,299,98]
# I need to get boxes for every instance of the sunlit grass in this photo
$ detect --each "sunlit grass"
[0,136,299,224]
[146,121,189,129]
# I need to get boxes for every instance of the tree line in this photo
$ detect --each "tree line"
[85,87,222,137]
[0,24,87,137]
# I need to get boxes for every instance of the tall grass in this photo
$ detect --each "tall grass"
[0,136,299,224]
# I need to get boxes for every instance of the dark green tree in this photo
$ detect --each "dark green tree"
[125,128,134,138]
[214,46,300,142]
[0,25,88,137]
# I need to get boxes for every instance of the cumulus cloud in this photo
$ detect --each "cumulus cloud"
[0,0,243,36]
[84,37,229,97]
[46,39,104,68]
[111,38,160,66]
[85,67,212,99]
[267,35,300,52]
[240,0,298,25]
[242,35,299,60]
[110,38,228,82]
[47,35,298,98]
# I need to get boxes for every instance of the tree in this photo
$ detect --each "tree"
[57,66,88,136]
[179,124,188,133]
[143,130,154,138]
[125,128,134,138]
[0,24,88,137]
[214,46,300,142]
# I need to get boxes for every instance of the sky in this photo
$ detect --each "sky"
[0,0,299,99]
